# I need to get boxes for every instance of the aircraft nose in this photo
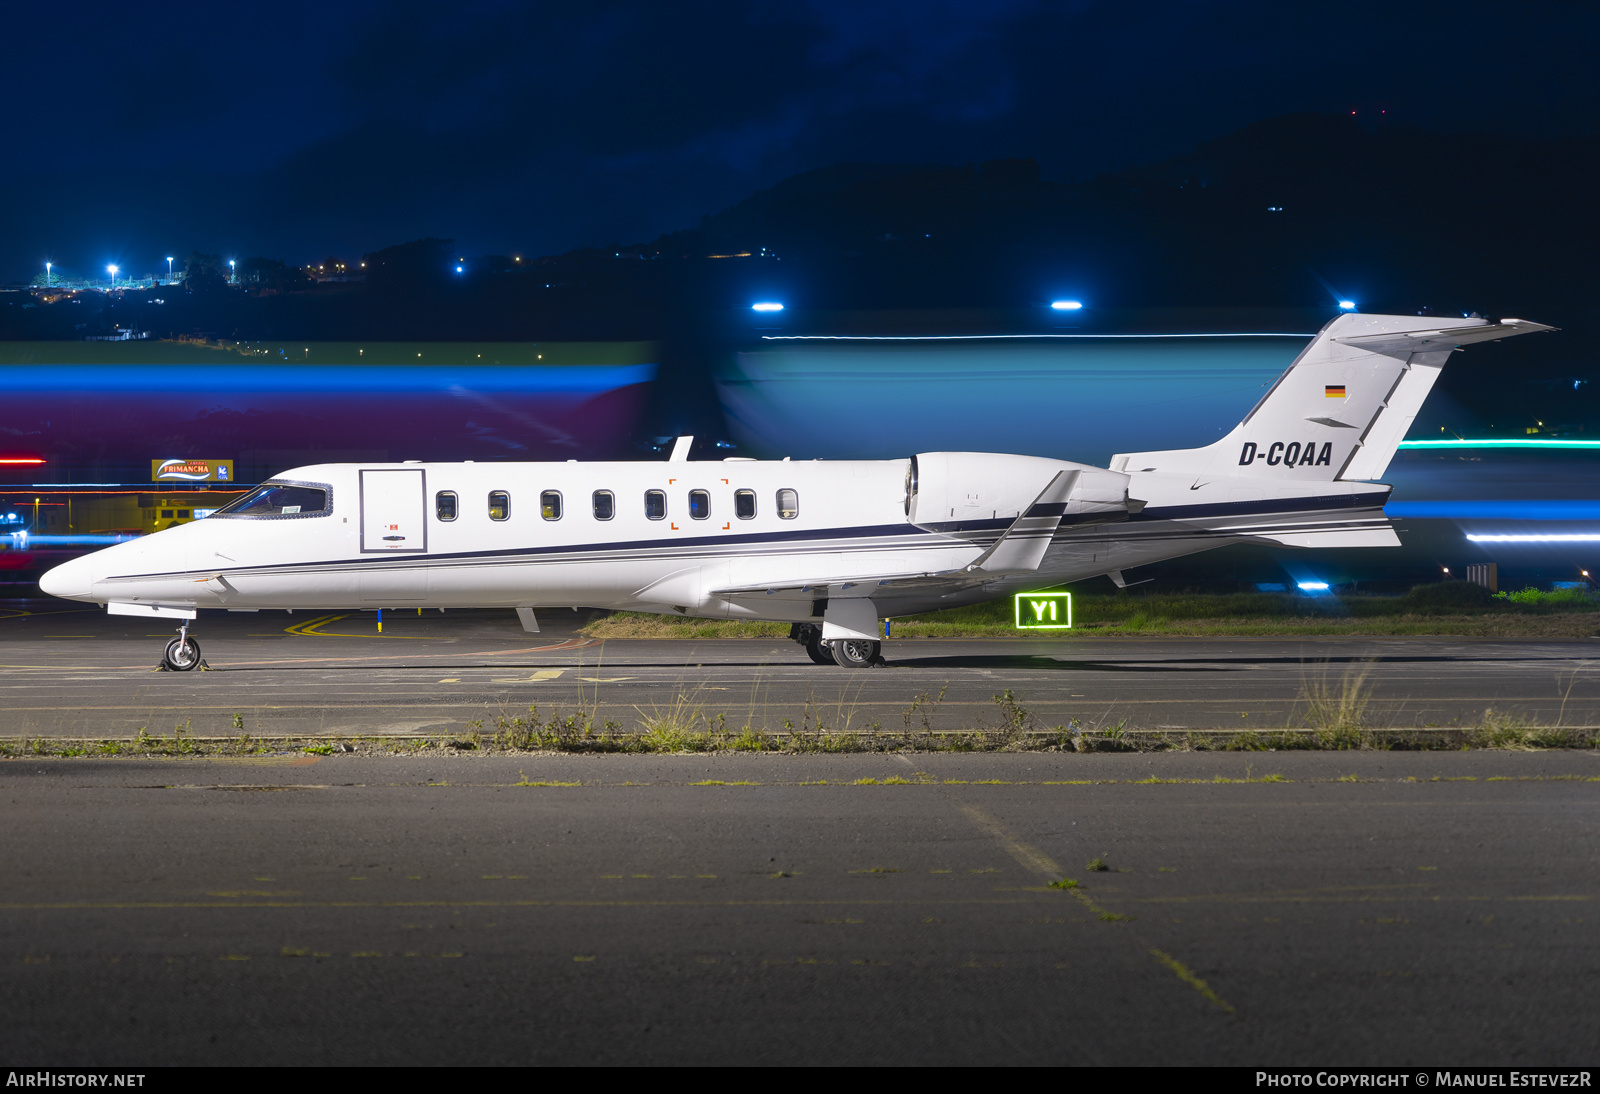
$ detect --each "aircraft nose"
[39,555,94,601]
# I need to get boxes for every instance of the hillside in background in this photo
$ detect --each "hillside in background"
[3,112,1595,438]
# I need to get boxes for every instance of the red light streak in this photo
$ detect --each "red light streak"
[0,459,46,465]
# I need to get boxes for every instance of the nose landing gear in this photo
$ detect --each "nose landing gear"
[159,622,207,672]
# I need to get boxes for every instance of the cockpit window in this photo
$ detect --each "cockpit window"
[212,481,332,520]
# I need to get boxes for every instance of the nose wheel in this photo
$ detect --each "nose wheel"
[160,624,206,672]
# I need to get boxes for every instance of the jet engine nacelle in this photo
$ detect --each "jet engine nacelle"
[906,451,1136,528]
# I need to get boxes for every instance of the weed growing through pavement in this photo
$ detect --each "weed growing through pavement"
[4,675,1598,756]
[1299,663,1374,748]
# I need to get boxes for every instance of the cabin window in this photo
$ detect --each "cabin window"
[592,490,614,520]
[734,489,756,519]
[177,510,191,519]
[213,482,331,519]
[645,490,666,520]
[688,490,710,520]
[488,491,510,521]
[435,491,458,521]
[161,510,174,518]
[777,488,799,519]
[541,491,563,520]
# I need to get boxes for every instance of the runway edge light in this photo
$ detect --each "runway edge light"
[1014,591,1072,630]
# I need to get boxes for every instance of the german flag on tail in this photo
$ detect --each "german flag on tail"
[1325,385,1347,398]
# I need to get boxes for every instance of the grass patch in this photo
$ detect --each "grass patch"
[583,612,791,639]
[6,670,1599,759]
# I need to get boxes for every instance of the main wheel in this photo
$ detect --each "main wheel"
[804,633,836,665]
[828,638,879,668]
[163,636,201,672]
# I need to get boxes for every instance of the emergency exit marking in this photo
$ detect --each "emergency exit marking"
[1013,592,1072,630]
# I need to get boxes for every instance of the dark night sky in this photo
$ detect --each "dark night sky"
[5,0,1597,282]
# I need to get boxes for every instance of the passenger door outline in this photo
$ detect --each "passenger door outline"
[359,468,428,553]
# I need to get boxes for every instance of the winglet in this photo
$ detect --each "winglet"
[964,470,1079,575]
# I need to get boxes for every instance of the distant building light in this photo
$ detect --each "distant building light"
[751,302,784,312]
[1338,300,1357,310]
[1050,300,1083,311]
[1297,581,1330,591]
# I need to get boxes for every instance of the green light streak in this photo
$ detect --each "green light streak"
[1399,439,1600,450]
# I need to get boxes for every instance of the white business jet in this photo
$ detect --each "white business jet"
[40,313,1552,670]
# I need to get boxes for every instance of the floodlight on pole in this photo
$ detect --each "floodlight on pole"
[107,265,118,289]
[228,259,236,284]
[44,263,51,287]
[167,257,174,280]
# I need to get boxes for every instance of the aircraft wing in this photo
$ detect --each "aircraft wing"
[710,471,1079,600]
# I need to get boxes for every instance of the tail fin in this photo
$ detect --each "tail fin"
[1112,314,1554,482]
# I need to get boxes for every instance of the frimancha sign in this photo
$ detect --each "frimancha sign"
[152,459,235,483]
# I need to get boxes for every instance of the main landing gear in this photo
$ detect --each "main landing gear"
[789,623,881,669]
[159,622,206,672]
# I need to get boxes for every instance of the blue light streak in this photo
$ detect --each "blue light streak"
[1386,501,1600,520]
[0,364,656,393]
[1398,439,1600,450]
[759,333,1315,342]
[1465,534,1600,543]
[7,533,138,546]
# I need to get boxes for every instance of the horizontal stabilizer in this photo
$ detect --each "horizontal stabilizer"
[1332,318,1555,356]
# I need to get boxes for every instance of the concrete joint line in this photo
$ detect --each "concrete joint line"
[955,801,1238,1017]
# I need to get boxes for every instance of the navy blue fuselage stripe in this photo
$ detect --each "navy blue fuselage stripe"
[101,492,1392,583]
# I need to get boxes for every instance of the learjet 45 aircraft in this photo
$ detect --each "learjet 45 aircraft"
[40,313,1552,670]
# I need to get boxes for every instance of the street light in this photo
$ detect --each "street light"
[166,257,174,281]
[44,262,51,287]
[228,259,236,284]
[107,264,118,290]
